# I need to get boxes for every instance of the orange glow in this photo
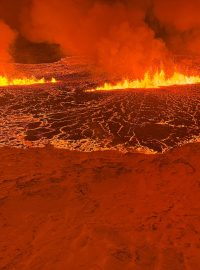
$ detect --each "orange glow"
[0,76,57,87]
[92,70,200,91]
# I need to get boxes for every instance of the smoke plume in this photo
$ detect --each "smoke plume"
[0,20,16,63]
[1,0,200,78]
[21,0,170,78]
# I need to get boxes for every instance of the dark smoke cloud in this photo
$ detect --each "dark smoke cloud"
[1,0,200,77]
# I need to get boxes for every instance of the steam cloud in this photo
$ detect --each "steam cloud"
[1,0,200,78]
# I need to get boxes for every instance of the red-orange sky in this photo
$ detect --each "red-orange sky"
[1,0,200,78]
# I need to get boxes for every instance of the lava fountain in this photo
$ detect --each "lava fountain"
[0,76,57,87]
[91,70,200,91]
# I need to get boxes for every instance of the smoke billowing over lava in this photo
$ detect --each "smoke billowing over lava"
[1,0,200,79]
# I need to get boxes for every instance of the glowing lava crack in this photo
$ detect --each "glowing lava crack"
[91,70,200,91]
[0,76,57,87]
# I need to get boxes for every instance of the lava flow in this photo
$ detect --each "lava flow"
[0,76,57,87]
[93,70,200,91]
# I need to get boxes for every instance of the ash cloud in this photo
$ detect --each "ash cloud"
[1,0,200,77]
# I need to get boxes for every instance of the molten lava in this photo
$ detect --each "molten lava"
[0,76,57,87]
[94,71,200,91]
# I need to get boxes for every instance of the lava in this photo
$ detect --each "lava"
[0,76,57,87]
[93,70,200,91]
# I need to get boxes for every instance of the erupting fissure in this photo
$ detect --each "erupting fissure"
[0,76,57,87]
[92,71,200,91]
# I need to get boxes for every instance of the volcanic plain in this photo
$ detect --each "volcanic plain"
[0,57,200,270]
[0,57,199,153]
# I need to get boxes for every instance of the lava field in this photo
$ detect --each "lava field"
[0,57,200,153]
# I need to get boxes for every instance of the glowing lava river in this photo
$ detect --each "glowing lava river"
[0,76,56,86]
[0,57,200,153]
